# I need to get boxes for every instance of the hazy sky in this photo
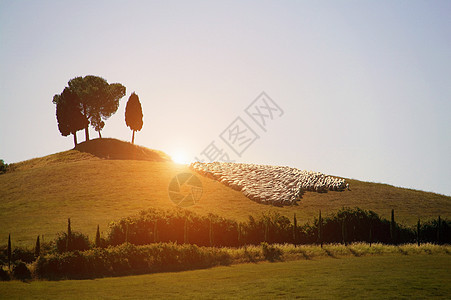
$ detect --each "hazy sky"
[1,1,450,196]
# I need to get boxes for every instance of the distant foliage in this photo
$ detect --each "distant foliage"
[0,268,10,281]
[12,261,31,281]
[55,232,91,253]
[35,243,231,280]
[0,159,8,174]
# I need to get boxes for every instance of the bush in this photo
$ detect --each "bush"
[55,232,91,253]
[12,261,31,281]
[261,242,282,262]
[0,159,8,174]
[12,247,35,263]
[35,242,232,280]
[0,268,10,281]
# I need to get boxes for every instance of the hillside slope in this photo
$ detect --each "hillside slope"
[1,139,449,246]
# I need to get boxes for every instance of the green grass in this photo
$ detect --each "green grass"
[1,254,449,299]
[1,138,450,246]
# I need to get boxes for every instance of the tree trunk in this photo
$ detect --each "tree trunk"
[98,130,102,138]
[85,125,90,141]
[73,132,78,147]
[132,130,135,144]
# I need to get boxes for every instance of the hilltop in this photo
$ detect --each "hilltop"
[0,138,449,246]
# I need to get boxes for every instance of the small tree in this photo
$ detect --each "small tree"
[318,210,323,248]
[125,92,144,144]
[7,233,11,270]
[437,216,441,245]
[35,235,40,258]
[95,225,101,248]
[66,218,72,252]
[293,213,297,247]
[390,209,396,245]
[417,218,421,247]
[342,218,347,246]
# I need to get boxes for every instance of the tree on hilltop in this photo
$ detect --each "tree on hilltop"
[53,87,88,146]
[68,76,126,140]
[125,92,143,144]
[53,75,126,143]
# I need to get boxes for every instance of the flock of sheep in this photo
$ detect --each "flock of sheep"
[189,162,349,206]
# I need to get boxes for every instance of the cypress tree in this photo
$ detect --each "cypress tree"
[153,220,158,243]
[264,218,268,242]
[238,223,241,246]
[342,218,347,246]
[35,235,40,258]
[7,233,11,270]
[66,218,72,252]
[390,209,396,245]
[125,223,129,244]
[318,210,323,248]
[293,213,297,247]
[209,217,213,247]
[184,218,188,244]
[417,218,421,247]
[95,225,101,247]
[437,216,441,245]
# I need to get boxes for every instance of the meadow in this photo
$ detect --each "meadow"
[1,254,449,299]
[1,140,449,247]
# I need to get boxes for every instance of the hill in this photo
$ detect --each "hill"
[0,138,449,246]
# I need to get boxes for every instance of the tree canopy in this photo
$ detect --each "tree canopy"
[53,75,126,144]
[68,76,126,139]
[125,92,144,144]
[53,87,88,146]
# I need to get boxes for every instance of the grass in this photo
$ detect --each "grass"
[1,138,450,246]
[1,254,449,299]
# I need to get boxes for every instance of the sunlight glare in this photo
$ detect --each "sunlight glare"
[171,150,190,164]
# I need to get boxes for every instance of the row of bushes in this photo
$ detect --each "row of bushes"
[4,242,451,281]
[36,242,231,280]
[104,207,449,247]
[1,207,449,265]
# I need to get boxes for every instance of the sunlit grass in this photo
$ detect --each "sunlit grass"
[1,254,449,299]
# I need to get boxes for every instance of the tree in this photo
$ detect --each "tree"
[53,87,88,146]
[7,233,11,270]
[318,210,323,248]
[35,235,40,258]
[66,218,72,252]
[390,209,396,244]
[95,225,101,248]
[125,92,143,144]
[66,75,126,141]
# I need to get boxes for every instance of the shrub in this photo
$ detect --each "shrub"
[261,242,282,262]
[35,242,232,280]
[0,268,10,281]
[0,159,8,174]
[55,232,91,253]
[12,247,35,263]
[12,261,31,281]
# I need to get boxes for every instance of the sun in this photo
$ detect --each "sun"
[171,150,190,165]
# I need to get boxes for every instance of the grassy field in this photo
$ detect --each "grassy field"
[1,139,450,246]
[1,254,449,299]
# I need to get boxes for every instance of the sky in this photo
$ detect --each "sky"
[0,0,450,196]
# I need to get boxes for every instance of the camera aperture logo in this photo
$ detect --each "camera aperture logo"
[168,173,203,207]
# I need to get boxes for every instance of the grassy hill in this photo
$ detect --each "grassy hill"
[1,138,449,246]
